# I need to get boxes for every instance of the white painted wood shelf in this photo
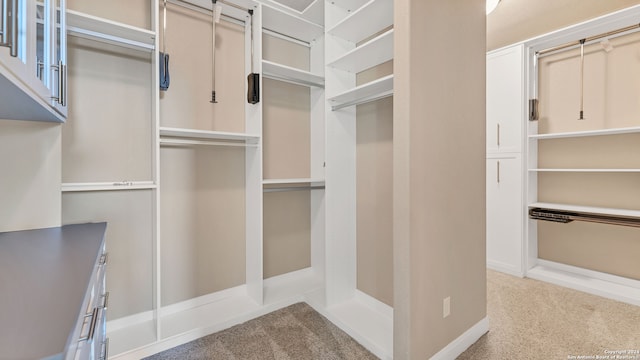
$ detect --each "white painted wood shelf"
[327,29,393,73]
[262,178,325,185]
[327,0,393,44]
[262,60,325,88]
[262,4,323,43]
[529,126,640,139]
[528,168,640,172]
[529,202,640,219]
[159,127,260,145]
[66,10,155,51]
[328,74,393,110]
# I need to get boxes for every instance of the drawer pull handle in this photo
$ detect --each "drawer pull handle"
[79,307,99,342]
[101,338,109,360]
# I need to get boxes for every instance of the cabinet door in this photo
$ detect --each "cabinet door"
[486,155,523,276]
[486,45,524,154]
[0,0,30,81]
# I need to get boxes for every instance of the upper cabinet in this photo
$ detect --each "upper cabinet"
[0,0,67,122]
[486,44,524,154]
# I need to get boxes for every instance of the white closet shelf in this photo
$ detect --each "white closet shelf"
[328,74,393,110]
[67,10,155,51]
[262,60,325,88]
[328,29,393,73]
[159,127,260,145]
[529,202,640,219]
[62,181,157,192]
[262,4,324,44]
[327,0,393,44]
[529,168,640,172]
[529,126,640,139]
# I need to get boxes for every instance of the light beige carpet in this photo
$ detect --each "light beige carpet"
[458,270,640,359]
[144,302,379,360]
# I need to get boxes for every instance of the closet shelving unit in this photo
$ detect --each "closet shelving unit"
[66,10,156,51]
[258,1,327,307]
[325,0,394,111]
[158,126,261,146]
[323,0,394,358]
[60,1,160,357]
[523,5,640,307]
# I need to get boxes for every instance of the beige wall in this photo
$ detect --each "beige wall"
[63,37,153,183]
[67,0,152,30]
[159,6,247,305]
[394,0,486,358]
[356,96,393,307]
[487,0,640,51]
[261,34,313,279]
[159,5,245,132]
[0,121,61,232]
[356,61,394,307]
[62,190,154,320]
[263,190,311,278]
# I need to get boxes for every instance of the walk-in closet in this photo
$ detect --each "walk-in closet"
[1,1,489,359]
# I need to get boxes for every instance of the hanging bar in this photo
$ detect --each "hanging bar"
[160,138,258,147]
[537,23,640,57]
[529,208,640,228]
[263,185,325,193]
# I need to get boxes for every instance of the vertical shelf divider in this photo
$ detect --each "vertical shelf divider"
[245,3,264,305]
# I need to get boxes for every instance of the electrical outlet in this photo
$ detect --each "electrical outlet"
[443,297,451,318]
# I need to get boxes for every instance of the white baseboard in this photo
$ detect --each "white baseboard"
[312,291,394,360]
[429,317,489,360]
[487,259,525,278]
[527,261,640,306]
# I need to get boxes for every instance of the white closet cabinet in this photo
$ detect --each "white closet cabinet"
[486,154,522,276]
[486,44,523,155]
[0,0,67,122]
[486,44,525,276]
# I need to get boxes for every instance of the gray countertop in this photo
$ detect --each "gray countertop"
[0,223,107,360]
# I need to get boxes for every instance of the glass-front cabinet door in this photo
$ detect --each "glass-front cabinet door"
[49,0,66,115]
[0,0,29,81]
[35,0,66,116]
[0,0,66,122]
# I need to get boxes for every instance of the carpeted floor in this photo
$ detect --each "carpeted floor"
[458,270,640,359]
[144,271,640,360]
[144,302,379,360]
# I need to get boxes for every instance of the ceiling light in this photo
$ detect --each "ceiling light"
[486,0,500,15]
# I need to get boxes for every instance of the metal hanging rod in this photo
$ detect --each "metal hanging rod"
[537,23,640,57]
[160,138,258,147]
[263,185,325,193]
[168,0,248,25]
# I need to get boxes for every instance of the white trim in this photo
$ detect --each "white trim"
[429,317,489,360]
[527,261,640,306]
[487,260,525,278]
[107,310,154,333]
[313,292,393,360]
[159,285,247,317]
[353,290,393,320]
